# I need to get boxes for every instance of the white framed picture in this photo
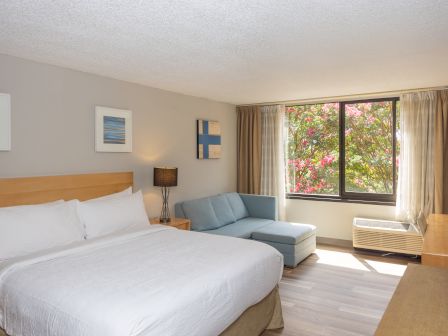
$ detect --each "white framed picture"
[0,93,11,151]
[95,106,132,152]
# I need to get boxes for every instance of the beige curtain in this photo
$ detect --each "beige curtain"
[237,106,261,194]
[396,91,437,234]
[260,105,286,220]
[434,90,448,214]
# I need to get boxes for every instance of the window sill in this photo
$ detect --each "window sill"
[286,193,396,206]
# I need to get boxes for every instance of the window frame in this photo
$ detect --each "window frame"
[286,97,399,205]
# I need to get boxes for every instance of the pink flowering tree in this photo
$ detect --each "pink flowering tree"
[344,101,396,193]
[287,101,398,195]
[287,103,340,194]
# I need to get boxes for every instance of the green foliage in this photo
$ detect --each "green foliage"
[287,101,395,195]
[345,102,393,193]
[287,103,339,194]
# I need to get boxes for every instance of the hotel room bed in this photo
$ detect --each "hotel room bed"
[0,172,284,336]
[0,226,283,335]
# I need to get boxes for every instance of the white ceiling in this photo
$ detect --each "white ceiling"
[1,1,447,104]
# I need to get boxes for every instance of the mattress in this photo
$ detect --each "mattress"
[0,225,283,336]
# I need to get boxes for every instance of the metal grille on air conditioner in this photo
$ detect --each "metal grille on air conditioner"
[352,217,423,255]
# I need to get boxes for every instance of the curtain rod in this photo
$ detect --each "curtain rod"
[237,85,448,107]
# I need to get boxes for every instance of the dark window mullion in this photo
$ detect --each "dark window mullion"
[392,99,397,198]
[339,102,346,198]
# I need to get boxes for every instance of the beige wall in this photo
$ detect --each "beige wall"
[0,54,237,217]
[286,199,396,241]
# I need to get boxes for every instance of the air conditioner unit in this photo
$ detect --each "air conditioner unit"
[352,217,423,255]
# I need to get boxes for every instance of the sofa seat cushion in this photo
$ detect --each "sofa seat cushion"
[260,234,316,267]
[252,221,316,245]
[181,198,220,231]
[224,192,249,220]
[204,217,274,239]
[209,195,236,226]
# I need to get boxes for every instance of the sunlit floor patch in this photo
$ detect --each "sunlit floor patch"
[364,259,407,276]
[314,248,407,276]
[315,248,370,271]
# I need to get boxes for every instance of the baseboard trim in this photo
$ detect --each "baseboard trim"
[317,236,353,248]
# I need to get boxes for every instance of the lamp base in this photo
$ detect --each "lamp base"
[159,186,171,224]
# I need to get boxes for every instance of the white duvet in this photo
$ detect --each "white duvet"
[0,226,283,336]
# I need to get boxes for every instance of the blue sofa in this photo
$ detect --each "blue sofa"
[175,192,316,267]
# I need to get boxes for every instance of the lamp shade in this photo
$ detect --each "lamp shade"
[153,167,178,187]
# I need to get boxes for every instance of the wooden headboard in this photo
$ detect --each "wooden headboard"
[0,172,133,207]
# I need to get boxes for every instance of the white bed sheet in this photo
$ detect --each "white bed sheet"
[0,225,283,336]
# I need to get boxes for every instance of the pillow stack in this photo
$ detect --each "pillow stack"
[0,187,150,262]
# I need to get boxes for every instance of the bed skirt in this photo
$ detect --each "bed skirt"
[220,285,284,336]
[0,286,283,336]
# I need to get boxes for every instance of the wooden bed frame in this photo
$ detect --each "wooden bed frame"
[0,172,133,207]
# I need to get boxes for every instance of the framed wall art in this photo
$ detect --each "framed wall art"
[0,93,11,151]
[95,106,132,152]
[197,119,221,159]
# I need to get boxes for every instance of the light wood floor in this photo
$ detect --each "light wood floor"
[263,245,419,336]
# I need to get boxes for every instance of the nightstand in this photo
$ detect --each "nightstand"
[150,217,191,231]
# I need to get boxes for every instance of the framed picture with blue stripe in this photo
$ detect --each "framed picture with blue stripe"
[197,119,221,159]
[95,106,132,152]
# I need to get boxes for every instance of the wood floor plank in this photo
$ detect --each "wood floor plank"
[262,245,418,336]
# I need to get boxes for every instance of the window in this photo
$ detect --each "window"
[286,98,399,203]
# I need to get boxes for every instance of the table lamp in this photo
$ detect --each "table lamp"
[153,167,178,223]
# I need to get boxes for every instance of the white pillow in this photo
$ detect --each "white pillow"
[84,187,132,203]
[78,190,149,239]
[0,200,85,261]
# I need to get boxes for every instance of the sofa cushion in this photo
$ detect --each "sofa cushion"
[251,221,316,245]
[210,195,236,227]
[182,198,220,231]
[224,192,249,220]
[204,217,273,239]
[260,235,316,267]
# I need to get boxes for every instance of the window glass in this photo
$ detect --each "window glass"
[344,101,394,194]
[286,98,399,202]
[287,103,339,195]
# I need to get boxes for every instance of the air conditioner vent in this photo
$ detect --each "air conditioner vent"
[353,217,423,255]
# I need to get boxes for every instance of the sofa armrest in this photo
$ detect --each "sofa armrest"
[174,203,186,218]
[239,194,277,220]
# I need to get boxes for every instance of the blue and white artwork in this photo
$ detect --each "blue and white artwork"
[197,119,221,159]
[95,106,132,152]
[103,116,126,144]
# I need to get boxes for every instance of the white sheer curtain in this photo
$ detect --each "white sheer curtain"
[396,91,437,234]
[260,104,286,220]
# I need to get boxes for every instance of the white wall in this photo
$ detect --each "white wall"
[286,199,396,241]
[0,54,237,217]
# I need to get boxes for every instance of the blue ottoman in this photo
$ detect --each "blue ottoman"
[252,221,316,267]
